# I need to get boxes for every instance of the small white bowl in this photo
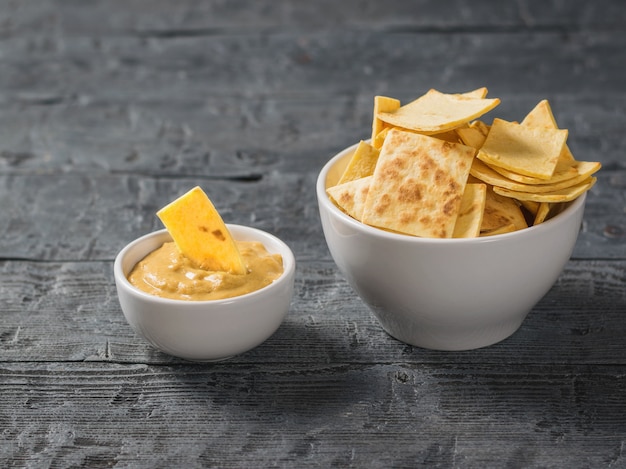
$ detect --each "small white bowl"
[317,142,587,351]
[114,225,295,361]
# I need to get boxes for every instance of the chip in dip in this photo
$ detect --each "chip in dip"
[326,87,601,238]
[128,187,284,301]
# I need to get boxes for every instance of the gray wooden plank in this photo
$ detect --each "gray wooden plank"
[1,259,624,365]
[0,361,624,468]
[1,0,624,38]
[0,30,625,103]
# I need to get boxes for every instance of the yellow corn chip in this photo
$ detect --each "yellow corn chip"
[519,199,540,216]
[471,158,600,193]
[327,176,372,221]
[470,119,490,137]
[452,183,487,238]
[522,99,575,162]
[337,141,380,185]
[493,177,597,203]
[377,89,500,135]
[373,126,391,150]
[487,153,579,184]
[456,126,487,149]
[533,202,551,225]
[361,129,475,238]
[156,186,247,274]
[371,96,401,141]
[477,118,567,180]
[481,186,528,232]
[480,223,517,237]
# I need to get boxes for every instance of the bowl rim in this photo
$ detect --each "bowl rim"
[316,141,587,245]
[114,224,296,306]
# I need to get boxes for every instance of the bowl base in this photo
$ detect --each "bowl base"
[378,317,525,351]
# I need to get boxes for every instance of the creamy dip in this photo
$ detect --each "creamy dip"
[128,241,283,301]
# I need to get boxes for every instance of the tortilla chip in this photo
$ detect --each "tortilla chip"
[371,96,400,141]
[337,141,380,185]
[486,153,579,184]
[456,126,487,149]
[470,119,490,137]
[522,99,575,162]
[327,176,372,221]
[471,158,600,193]
[477,118,567,180]
[480,223,517,237]
[373,126,391,150]
[377,89,500,135]
[533,202,551,225]
[493,177,596,203]
[156,186,247,274]
[519,199,540,216]
[481,185,528,232]
[452,183,487,238]
[361,129,475,238]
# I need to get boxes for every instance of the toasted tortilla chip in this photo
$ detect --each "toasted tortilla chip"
[373,126,392,150]
[371,96,400,141]
[522,99,575,162]
[533,202,551,225]
[471,158,600,193]
[377,89,500,135]
[327,176,372,221]
[494,177,596,203]
[470,119,490,137]
[431,127,465,143]
[480,223,517,237]
[487,153,579,184]
[519,199,540,216]
[456,126,487,149]
[156,186,246,274]
[361,129,475,238]
[477,118,567,180]
[452,183,487,238]
[481,185,528,232]
[337,141,380,185]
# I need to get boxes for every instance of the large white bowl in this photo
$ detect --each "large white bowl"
[114,225,295,361]
[317,142,586,351]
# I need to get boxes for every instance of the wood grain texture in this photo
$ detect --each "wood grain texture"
[0,1,624,467]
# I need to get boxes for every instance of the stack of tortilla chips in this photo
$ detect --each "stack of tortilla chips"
[327,88,600,238]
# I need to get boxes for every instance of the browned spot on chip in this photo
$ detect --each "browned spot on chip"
[212,229,226,241]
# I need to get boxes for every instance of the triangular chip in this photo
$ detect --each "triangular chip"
[522,99,575,162]
[493,177,596,203]
[481,185,528,232]
[471,158,600,193]
[452,183,487,238]
[327,176,372,221]
[377,89,500,135]
[156,186,247,274]
[361,129,475,238]
[371,96,400,141]
[373,126,391,150]
[337,141,380,185]
[486,152,579,184]
[456,126,487,149]
[480,223,517,237]
[477,118,567,180]
[533,202,551,225]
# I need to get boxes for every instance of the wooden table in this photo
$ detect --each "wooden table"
[1,2,625,467]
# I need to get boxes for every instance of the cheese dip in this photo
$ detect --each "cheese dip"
[128,241,283,301]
